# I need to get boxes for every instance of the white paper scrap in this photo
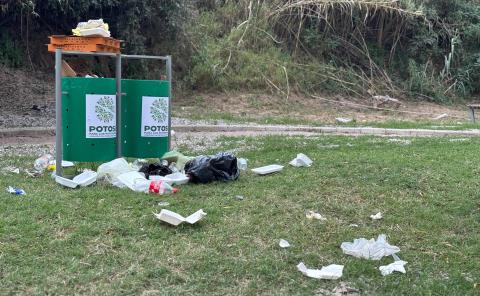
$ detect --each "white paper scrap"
[370,212,383,220]
[341,234,400,260]
[297,262,343,280]
[379,260,408,276]
[279,239,290,248]
[306,211,327,221]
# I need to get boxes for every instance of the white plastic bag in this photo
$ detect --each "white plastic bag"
[97,158,135,187]
[289,153,313,167]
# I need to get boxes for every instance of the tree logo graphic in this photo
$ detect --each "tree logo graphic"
[95,96,114,123]
[150,98,168,123]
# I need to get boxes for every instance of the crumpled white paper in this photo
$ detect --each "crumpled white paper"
[279,239,290,248]
[289,153,313,167]
[340,234,400,260]
[370,212,383,220]
[297,262,344,280]
[379,260,408,276]
[306,211,327,221]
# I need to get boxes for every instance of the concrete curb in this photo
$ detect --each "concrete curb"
[1,125,480,139]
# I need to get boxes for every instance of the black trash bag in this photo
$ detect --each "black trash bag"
[139,163,172,179]
[184,152,240,184]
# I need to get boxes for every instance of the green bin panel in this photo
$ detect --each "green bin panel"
[121,79,170,158]
[62,77,117,162]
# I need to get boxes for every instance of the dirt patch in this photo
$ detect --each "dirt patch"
[0,65,55,128]
[175,92,468,123]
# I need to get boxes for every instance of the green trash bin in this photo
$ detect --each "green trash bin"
[62,77,117,162]
[121,79,170,158]
[61,78,170,162]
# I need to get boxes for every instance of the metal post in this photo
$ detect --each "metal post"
[55,49,63,177]
[115,54,122,157]
[166,55,172,150]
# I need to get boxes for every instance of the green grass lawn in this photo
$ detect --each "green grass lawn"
[1,135,479,295]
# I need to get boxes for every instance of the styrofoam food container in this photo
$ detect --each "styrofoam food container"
[55,176,79,188]
[251,164,284,175]
[164,172,189,185]
[155,209,185,226]
[149,175,174,185]
[73,170,97,187]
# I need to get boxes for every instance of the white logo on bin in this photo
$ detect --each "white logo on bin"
[141,96,169,137]
[86,94,116,138]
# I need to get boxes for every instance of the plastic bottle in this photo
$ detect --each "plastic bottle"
[149,180,178,195]
[33,154,54,173]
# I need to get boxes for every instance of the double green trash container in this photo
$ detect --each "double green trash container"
[61,77,170,161]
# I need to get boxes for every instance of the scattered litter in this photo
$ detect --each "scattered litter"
[341,234,400,260]
[349,224,359,228]
[279,239,290,248]
[297,262,343,280]
[6,186,26,195]
[433,113,448,120]
[289,153,313,167]
[46,160,75,172]
[171,130,176,136]
[237,158,248,170]
[55,170,98,188]
[161,150,194,172]
[251,164,284,175]
[185,152,240,183]
[235,195,244,200]
[158,201,170,207]
[139,163,172,179]
[316,282,360,296]
[154,209,206,226]
[2,166,20,174]
[379,259,408,276]
[319,144,341,149]
[149,180,178,195]
[149,175,174,185]
[72,18,111,37]
[387,138,412,146]
[336,118,353,124]
[33,154,54,173]
[97,158,136,186]
[372,95,402,108]
[370,212,383,220]
[164,172,189,185]
[306,211,327,221]
[449,138,470,142]
[116,171,148,191]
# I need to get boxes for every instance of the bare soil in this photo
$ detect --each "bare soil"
[0,66,472,129]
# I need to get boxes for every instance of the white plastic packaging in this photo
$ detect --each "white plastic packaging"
[97,158,136,187]
[154,209,206,226]
[237,158,248,170]
[289,153,313,167]
[251,164,284,175]
[34,154,54,173]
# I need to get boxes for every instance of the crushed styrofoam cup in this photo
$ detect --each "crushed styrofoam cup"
[279,239,290,248]
[341,234,400,260]
[379,260,408,276]
[289,153,313,167]
[297,262,343,280]
[306,211,327,221]
[154,209,206,226]
[370,212,383,220]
